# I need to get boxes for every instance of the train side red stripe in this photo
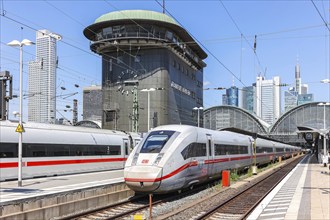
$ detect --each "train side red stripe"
[0,162,18,168]
[125,161,198,182]
[0,158,126,168]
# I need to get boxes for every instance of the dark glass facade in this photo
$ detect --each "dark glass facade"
[226,86,238,106]
[240,86,254,113]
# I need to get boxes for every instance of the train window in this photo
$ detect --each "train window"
[21,144,122,157]
[70,146,86,156]
[109,145,121,155]
[275,147,284,152]
[181,143,207,160]
[49,145,70,156]
[214,144,248,155]
[140,130,175,153]
[26,144,47,157]
[0,143,17,158]
[256,146,273,153]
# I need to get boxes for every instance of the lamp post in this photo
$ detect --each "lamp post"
[7,39,34,187]
[318,102,330,166]
[193,106,204,127]
[141,88,164,131]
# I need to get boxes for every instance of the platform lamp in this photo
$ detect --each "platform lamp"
[193,106,204,127]
[7,39,35,187]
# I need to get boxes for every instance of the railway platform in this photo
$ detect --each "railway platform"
[248,154,330,220]
[0,170,124,205]
[0,170,134,220]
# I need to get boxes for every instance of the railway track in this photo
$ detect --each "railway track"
[60,194,151,220]
[195,156,303,220]
[61,181,215,220]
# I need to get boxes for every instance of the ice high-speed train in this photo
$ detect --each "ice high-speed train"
[0,120,141,181]
[124,125,300,193]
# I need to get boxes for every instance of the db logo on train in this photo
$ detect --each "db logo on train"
[201,168,208,175]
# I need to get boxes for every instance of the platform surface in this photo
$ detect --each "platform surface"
[248,154,330,220]
[0,170,123,205]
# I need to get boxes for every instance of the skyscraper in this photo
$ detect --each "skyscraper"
[301,84,308,94]
[240,86,254,113]
[225,86,239,106]
[284,63,314,112]
[28,30,61,123]
[254,76,281,124]
[284,87,298,112]
[295,63,301,94]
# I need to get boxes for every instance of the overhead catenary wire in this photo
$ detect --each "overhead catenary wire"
[153,0,280,114]
[2,1,329,117]
[44,0,149,73]
[219,0,266,77]
[311,0,330,32]
[1,11,139,80]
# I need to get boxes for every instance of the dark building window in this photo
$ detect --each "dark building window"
[105,110,117,122]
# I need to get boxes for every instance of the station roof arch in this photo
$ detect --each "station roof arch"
[203,105,269,134]
[270,102,330,134]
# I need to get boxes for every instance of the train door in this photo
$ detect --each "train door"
[184,142,208,186]
[206,134,214,178]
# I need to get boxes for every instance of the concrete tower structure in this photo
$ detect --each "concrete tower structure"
[84,10,207,132]
[28,30,61,123]
[83,85,102,122]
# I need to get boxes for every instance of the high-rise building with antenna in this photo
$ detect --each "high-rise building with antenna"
[284,63,314,112]
[28,30,62,123]
[295,63,301,94]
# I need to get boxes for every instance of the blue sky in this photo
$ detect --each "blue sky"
[1,0,329,122]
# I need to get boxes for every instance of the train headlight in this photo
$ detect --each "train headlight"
[153,153,164,165]
[132,153,139,165]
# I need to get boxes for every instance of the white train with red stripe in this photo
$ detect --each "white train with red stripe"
[124,125,300,193]
[0,120,141,181]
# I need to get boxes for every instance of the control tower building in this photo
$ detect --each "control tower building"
[84,10,207,132]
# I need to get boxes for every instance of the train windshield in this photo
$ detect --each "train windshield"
[140,130,175,153]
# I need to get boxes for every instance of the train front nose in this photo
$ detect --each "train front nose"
[124,166,162,192]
